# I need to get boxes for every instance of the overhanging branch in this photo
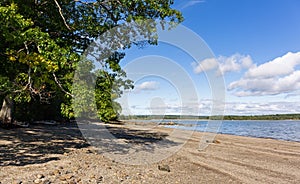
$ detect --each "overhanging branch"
[53,0,72,30]
[52,73,74,97]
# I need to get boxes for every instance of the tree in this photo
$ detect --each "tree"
[0,0,183,123]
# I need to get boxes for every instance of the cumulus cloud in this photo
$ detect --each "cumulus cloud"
[192,53,253,75]
[218,54,253,75]
[135,81,159,91]
[245,52,300,78]
[229,52,300,97]
[192,58,218,74]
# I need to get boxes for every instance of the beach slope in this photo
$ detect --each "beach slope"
[0,122,299,183]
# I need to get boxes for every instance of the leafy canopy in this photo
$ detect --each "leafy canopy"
[0,0,183,122]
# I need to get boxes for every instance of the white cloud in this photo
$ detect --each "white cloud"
[192,58,218,73]
[192,53,253,75]
[229,52,300,97]
[218,54,253,75]
[135,81,159,91]
[179,0,205,10]
[225,101,300,115]
[122,98,300,115]
[143,99,224,116]
[245,52,300,78]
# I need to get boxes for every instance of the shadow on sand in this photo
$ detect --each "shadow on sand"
[0,123,88,166]
[0,121,178,166]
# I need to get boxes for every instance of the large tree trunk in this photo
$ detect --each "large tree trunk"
[0,96,14,125]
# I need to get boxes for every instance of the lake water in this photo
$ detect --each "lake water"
[143,120,300,142]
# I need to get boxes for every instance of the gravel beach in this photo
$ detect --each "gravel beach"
[1,121,299,184]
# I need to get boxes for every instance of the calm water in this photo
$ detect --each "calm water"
[151,120,300,142]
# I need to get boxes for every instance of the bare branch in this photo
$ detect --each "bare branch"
[53,0,72,30]
[52,73,74,97]
[23,41,33,91]
[24,41,29,55]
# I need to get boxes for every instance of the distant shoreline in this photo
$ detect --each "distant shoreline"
[120,113,300,121]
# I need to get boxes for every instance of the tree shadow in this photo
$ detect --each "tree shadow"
[0,123,89,167]
[106,126,168,144]
[78,122,180,155]
[0,121,180,166]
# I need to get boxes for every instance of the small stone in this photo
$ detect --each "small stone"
[158,165,171,172]
[51,169,60,175]
[34,179,42,184]
[64,170,71,174]
[85,149,93,154]
[97,176,103,182]
[12,181,22,184]
[37,174,44,179]
[213,139,221,144]
[59,176,66,181]
[68,180,76,184]
[64,174,73,180]
[42,180,51,184]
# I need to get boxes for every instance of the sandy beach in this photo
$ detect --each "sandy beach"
[0,121,299,184]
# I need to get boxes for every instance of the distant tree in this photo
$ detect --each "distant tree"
[0,0,183,124]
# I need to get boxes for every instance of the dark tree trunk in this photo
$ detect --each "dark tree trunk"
[0,96,14,125]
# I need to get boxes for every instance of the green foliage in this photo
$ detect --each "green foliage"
[0,0,183,122]
[72,54,133,122]
[94,52,134,122]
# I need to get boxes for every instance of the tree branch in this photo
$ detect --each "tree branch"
[52,73,74,97]
[53,0,72,30]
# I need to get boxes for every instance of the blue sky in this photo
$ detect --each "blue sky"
[117,0,300,116]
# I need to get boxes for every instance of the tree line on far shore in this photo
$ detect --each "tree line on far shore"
[120,114,300,120]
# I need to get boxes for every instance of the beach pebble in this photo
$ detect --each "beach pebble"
[42,180,51,184]
[64,174,74,180]
[97,176,103,182]
[67,180,76,184]
[213,139,221,144]
[50,169,60,175]
[59,175,67,181]
[85,149,93,154]
[37,174,44,179]
[33,178,42,183]
[12,181,22,184]
[158,165,171,172]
